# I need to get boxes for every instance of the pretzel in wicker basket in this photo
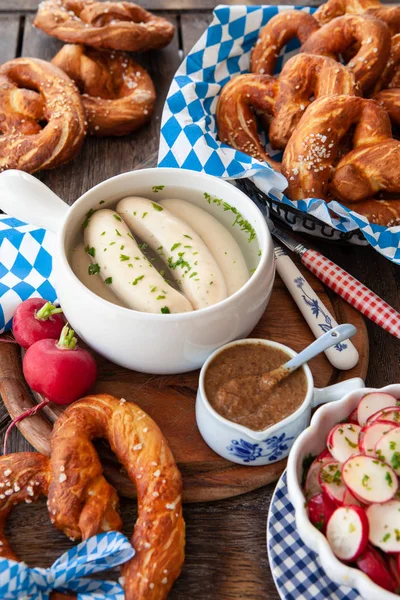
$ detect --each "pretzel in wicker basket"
[216,54,356,163]
[52,44,156,136]
[48,394,185,600]
[0,57,86,173]
[301,14,391,93]
[34,0,175,52]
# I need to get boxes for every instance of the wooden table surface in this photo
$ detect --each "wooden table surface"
[0,1,399,598]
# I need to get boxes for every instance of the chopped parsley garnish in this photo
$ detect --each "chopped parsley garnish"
[127,232,134,241]
[85,245,95,257]
[120,245,124,250]
[110,241,116,246]
[115,229,121,237]
[113,214,121,222]
[150,286,157,293]
[258,249,262,256]
[391,452,400,470]
[183,234,192,239]
[383,533,391,542]
[156,295,166,300]
[104,277,112,284]
[152,202,163,211]
[88,263,100,275]
[120,254,130,261]
[161,306,170,314]
[152,185,165,192]
[82,208,95,229]
[395,529,400,541]
[362,474,371,488]
[132,275,144,285]
[349,523,356,533]
[250,268,256,274]
[168,255,191,272]
[101,231,106,236]
[386,471,393,487]
[184,245,192,249]
[345,437,358,448]
[203,192,257,243]
[390,441,397,451]
[139,243,147,251]
[142,212,148,218]
[99,200,105,205]
[171,242,181,252]
[189,272,198,279]
[321,467,341,486]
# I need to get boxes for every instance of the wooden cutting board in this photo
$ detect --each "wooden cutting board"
[0,259,368,503]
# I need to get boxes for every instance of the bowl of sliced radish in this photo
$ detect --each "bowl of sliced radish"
[287,384,400,599]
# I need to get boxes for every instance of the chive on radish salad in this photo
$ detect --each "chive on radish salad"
[303,392,400,594]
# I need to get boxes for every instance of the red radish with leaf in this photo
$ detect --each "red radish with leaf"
[3,325,97,454]
[12,299,65,348]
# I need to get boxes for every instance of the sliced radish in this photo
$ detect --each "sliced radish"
[356,545,397,593]
[375,426,400,475]
[358,393,398,427]
[348,407,359,425]
[366,500,400,553]
[368,407,400,426]
[305,453,333,499]
[326,506,369,561]
[359,421,396,457]
[388,556,400,589]
[327,423,360,464]
[319,461,346,505]
[343,489,362,506]
[342,455,398,504]
[307,492,337,533]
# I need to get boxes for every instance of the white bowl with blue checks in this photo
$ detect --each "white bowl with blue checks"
[286,384,400,600]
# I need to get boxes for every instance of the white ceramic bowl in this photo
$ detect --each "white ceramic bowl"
[196,338,364,465]
[287,383,400,600]
[0,168,275,374]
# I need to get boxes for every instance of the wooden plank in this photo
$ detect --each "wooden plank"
[181,12,212,56]
[20,13,180,204]
[0,15,21,62]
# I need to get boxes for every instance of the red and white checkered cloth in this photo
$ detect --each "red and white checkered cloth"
[302,249,400,339]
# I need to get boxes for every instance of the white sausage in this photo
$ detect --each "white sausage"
[160,198,249,295]
[70,243,126,307]
[83,209,193,314]
[116,197,227,309]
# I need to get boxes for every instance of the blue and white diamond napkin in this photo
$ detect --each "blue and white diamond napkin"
[158,4,400,263]
[0,215,57,333]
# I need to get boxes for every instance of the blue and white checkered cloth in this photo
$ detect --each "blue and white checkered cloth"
[158,4,400,264]
[0,215,56,333]
[268,471,361,600]
[0,531,134,599]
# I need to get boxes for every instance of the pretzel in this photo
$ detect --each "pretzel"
[301,15,391,92]
[373,88,400,127]
[282,95,392,200]
[48,394,185,600]
[0,57,86,173]
[367,7,400,35]
[52,44,156,136]
[34,0,175,52]
[331,139,400,202]
[250,10,319,75]
[314,0,380,25]
[342,198,400,226]
[270,54,357,149]
[373,34,400,94]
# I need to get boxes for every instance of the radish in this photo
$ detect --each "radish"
[356,545,397,593]
[308,492,336,533]
[388,556,400,590]
[319,461,346,505]
[357,393,398,427]
[342,455,398,504]
[327,423,360,464]
[3,325,97,454]
[343,489,362,506]
[375,426,400,475]
[12,298,65,349]
[326,506,369,561]
[348,407,359,425]
[359,421,396,457]
[305,452,333,499]
[366,500,400,553]
[368,407,400,426]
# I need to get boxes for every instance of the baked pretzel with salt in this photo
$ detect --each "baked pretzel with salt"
[216,54,356,164]
[250,10,319,75]
[314,0,400,34]
[34,0,175,52]
[282,95,400,223]
[301,14,391,93]
[48,394,185,600]
[0,57,86,174]
[52,44,156,136]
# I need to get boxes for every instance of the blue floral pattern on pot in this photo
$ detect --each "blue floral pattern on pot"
[293,276,347,352]
[227,433,294,463]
